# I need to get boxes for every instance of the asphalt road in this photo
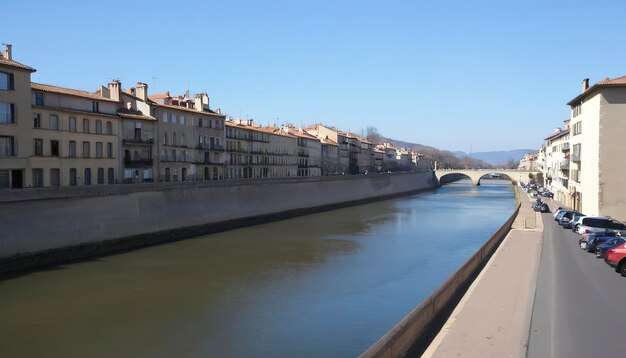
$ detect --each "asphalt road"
[527,205,626,358]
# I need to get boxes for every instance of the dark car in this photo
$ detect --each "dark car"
[540,191,554,198]
[579,232,618,250]
[586,235,618,253]
[595,237,625,258]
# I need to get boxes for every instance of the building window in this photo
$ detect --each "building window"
[0,102,15,123]
[181,134,186,146]
[96,142,103,158]
[198,118,203,127]
[173,132,177,146]
[51,140,59,157]
[0,170,9,188]
[573,104,582,117]
[107,142,113,158]
[33,92,44,106]
[163,132,168,145]
[162,112,168,123]
[0,71,14,90]
[107,168,114,184]
[106,121,113,135]
[572,121,582,136]
[84,168,92,185]
[92,101,99,113]
[69,117,77,132]
[69,141,76,157]
[32,169,44,188]
[83,141,90,158]
[83,118,90,133]
[69,168,77,186]
[180,115,186,125]
[172,113,177,124]
[34,138,43,156]
[0,136,15,156]
[97,168,104,184]
[49,114,59,130]
[33,113,41,128]
[50,169,60,187]
[96,120,102,134]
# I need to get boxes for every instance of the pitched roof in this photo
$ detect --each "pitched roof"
[544,129,570,141]
[148,92,170,99]
[117,112,156,121]
[152,102,224,117]
[567,76,626,105]
[0,57,36,72]
[32,83,120,102]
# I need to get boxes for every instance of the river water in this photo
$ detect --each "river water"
[0,179,516,357]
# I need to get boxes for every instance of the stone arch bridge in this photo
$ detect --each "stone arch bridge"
[434,169,541,186]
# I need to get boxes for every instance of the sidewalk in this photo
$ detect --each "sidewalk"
[422,188,543,358]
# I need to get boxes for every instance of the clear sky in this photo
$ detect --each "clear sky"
[4,0,626,152]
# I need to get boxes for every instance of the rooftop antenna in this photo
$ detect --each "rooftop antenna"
[152,76,158,90]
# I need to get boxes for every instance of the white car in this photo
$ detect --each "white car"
[572,216,626,235]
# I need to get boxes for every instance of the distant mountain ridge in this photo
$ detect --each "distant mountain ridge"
[452,149,534,165]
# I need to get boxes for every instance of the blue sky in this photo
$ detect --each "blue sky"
[4,0,626,152]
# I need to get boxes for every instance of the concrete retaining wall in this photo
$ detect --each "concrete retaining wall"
[360,188,521,358]
[0,171,435,274]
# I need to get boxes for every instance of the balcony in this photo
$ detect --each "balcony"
[561,143,570,151]
[123,138,153,146]
[196,144,225,151]
[572,153,581,162]
[560,160,570,170]
[124,158,153,166]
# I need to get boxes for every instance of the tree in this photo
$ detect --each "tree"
[366,126,383,144]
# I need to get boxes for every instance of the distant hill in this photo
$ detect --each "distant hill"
[453,149,534,165]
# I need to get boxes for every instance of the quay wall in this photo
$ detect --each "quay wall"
[360,186,520,358]
[0,171,436,273]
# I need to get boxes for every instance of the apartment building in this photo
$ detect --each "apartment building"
[0,45,35,189]
[306,124,349,174]
[225,120,297,179]
[563,77,626,218]
[541,124,570,205]
[149,91,226,182]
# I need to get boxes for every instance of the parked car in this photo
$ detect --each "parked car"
[552,207,564,219]
[574,217,626,235]
[595,237,625,258]
[564,213,585,229]
[586,236,617,253]
[579,232,618,250]
[540,190,554,198]
[605,242,626,276]
[559,211,583,227]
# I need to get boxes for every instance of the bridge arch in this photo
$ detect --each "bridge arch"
[435,169,539,186]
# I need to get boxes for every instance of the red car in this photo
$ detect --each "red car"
[605,242,626,276]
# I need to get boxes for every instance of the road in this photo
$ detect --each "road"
[528,205,626,358]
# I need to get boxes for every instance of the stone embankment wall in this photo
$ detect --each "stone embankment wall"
[360,187,520,358]
[0,171,436,273]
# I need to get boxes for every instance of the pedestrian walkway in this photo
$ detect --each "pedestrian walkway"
[422,188,543,358]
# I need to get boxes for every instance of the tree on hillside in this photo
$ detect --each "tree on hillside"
[366,126,383,144]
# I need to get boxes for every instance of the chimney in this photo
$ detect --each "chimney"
[108,80,121,102]
[582,78,589,93]
[136,82,148,101]
[194,94,203,112]
[2,44,12,61]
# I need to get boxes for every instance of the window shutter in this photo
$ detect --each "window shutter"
[9,74,14,90]
[10,104,15,123]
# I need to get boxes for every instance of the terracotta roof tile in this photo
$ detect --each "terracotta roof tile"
[567,75,626,105]
[153,102,224,117]
[0,57,36,72]
[32,83,120,102]
[117,111,156,121]
[148,92,171,99]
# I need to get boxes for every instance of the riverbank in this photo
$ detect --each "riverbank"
[0,171,436,275]
[421,187,543,357]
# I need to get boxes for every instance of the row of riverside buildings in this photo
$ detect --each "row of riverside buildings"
[0,45,433,189]
[520,76,626,221]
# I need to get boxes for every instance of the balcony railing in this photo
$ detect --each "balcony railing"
[123,138,153,146]
[196,144,225,151]
[572,153,581,162]
[124,158,153,166]
[560,160,570,169]
[561,143,570,151]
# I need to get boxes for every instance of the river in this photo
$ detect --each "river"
[0,179,516,357]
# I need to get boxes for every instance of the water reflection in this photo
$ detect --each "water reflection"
[0,179,515,357]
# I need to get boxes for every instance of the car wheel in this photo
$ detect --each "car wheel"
[620,262,626,277]
[595,248,602,257]
[580,242,587,250]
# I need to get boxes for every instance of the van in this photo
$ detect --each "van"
[573,216,626,235]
